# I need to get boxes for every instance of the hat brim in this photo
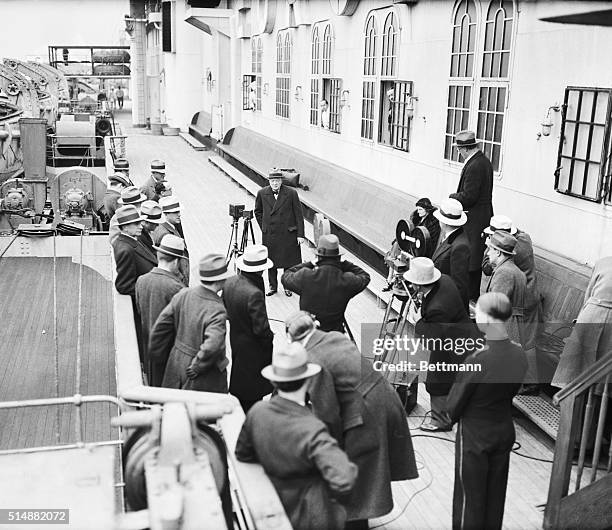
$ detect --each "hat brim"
[452,140,479,148]
[143,215,166,225]
[153,245,187,259]
[162,207,181,213]
[433,209,467,226]
[117,193,147,205]
[199,269,233,282]
[403,268,441,285]
[151,168,166,173]
[315,250,343,257]
[486,241,516,255]
[267,175,283,180]
[484,226,517,235]
[116,215,145,226]
[261,363,321,382]
[236,256,274,272]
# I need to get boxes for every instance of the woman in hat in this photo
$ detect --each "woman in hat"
[223,245,275,412]
[236,342,357,530]
[285,311,418,527]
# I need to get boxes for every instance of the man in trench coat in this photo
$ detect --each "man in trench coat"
[449,130,494,301]
[153,196,190,285]
[223,245,275,412]
[135,235,187,386]
[254,169,305,296]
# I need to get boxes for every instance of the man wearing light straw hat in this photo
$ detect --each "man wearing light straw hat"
[136,234,188,386]
[153,196,190,284]
[150,253,232,392]
[138,200,166,256]
[223,245,275,412]
[235,341,357,530]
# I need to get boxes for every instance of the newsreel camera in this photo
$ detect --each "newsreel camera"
[227,203,256,264]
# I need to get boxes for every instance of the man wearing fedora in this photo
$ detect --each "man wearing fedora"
[447,292,527,530]
[432,198,471,310]
[136,234,188,386]
[113,158,132,182]
[153,196,190,285]
[484,231,527,351]
[141,159,168,202]
[482,215,541,393]
[149,254,231,393]
[254,169,305,296]
[223,245,275,412]
[404,257,478,432]
[109,186,148,245]
[139,200,166,256]
[235,341,358,530]
[103,172,131,223]
[449,130,494,302]
[282,234,370,333]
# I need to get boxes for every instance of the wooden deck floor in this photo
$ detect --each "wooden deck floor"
[0,256,118,450]
[116,109,556,529]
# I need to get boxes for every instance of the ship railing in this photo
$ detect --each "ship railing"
[544,352,612,529]
[47,134,105,166]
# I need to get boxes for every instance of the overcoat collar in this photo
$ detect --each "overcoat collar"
[264,185,289,213]
[118,233,157,265]
[431,227,464,262]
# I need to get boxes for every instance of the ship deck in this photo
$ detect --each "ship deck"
[0,254,118,450]
[114,105,559,529]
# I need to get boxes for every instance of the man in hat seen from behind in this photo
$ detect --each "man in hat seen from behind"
[254,169,305,296]
[447,292,527,530]
[153,196,190,285]
[109,186,148,245]
[149,254,231,392]
[449,130,494,302]
[139,201,166,256]
[135,234,188,386]
[432,197,471,310]
[404,257,478,431]
[103,172,131,223]
[484,231,527,351]
[482,215,541,393]
[223,245,275,412]
[282,234,370,334]
[141,160,168,202]
[285,311,418,528]
[235,341,358,530]
[113,158,132,181]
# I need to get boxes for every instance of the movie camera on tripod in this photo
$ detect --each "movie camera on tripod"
[226,203,256,264]
[378,219,431,413]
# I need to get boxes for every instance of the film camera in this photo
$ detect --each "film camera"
[227,203,256,263]
[229,203,245,220]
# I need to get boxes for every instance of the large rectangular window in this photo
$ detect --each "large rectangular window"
[477,86,506,170]
[555,86,612,202]
[361,81,376,140]
[323,78,342,133]
[310,78,320,126]
[379,80,413,152]
[444,85,472,162]
[242,74,255,110]
[275,77,290,119]
[276,32,291,119]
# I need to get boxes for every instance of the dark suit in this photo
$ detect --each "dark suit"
[149,285,229,393]
[112,233,157,298]
[282,259,370,332]
[152,221,190,285]
[236,396,358,530]
[415,274,478,427]
[431,228,471,310]
[449,150,494,299]
[135,267,185,386]
[222,272,273,411]
[447,337,527,530]
[103,187,121,220]
[254,185,304,290]
[138,229,155,255]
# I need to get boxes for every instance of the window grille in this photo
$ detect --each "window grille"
[276,32,291,119]
[381,12,397,77]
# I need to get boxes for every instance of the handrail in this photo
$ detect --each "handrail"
[553,352,612,405]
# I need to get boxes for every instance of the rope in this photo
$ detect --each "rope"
[52,235,60,444]
[74,231,84,444]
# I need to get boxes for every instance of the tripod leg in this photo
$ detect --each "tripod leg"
[248,220,256,245]
[226,223,237,261]
[379,294,395,339]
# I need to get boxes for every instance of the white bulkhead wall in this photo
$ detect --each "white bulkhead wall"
[236,0,612,266]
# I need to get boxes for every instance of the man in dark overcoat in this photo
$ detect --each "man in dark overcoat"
[282,235,370,333]
[405,258,479,432]
[138,201,165,255]
[449,130,494,301]
[447,292,527,530]
[149,254,231,393]
[135,234,187,386]
[285,311,418,527]
[432,198,471,310]
[103,172,130,222]
[254,170,305,296]
[140,159,167,201]
[223,245,274,412]
[236,342,358,530]
[153,196,190,285]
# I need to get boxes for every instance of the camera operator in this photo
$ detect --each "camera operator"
[141,160,168,201]
[282,235,370,334]
[254,170,305,296]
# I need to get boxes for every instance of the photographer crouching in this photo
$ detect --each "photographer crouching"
[282,234,370,333]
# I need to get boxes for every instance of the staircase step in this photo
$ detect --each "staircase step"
[513,394,560,440]
[179,132,207,151]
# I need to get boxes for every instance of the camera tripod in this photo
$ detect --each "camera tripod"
[226,215,256,264]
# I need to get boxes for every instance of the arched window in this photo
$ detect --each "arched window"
[363,15,377,76]
[322,24,333,76]
[311,27,320,75]
[381,12,397,77]
[361,14,378,139]
[450,0,477,78]
[310,27,320,125]
[482,0,513,78]
[276,31,291,118]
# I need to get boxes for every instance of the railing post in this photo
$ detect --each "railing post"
[544,392,583,529]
